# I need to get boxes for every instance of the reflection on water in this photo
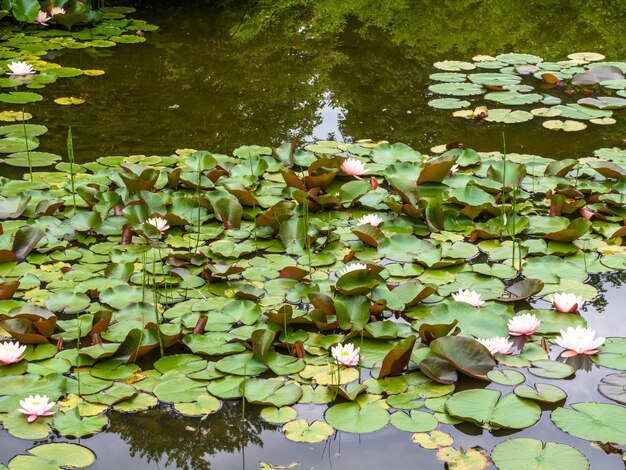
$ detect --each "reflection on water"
[25,0,625,161]
[107,402,277,470]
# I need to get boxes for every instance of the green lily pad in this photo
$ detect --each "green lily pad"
[491,438,589,470]
[484,109,533,123]
[487,369,525,385]
[529,360,575,379]
[282,419,333,443]
[0,92,43,104]
[325,402,390,434]
[445,389,541,429]
[514,383,567,403]
[389,410,438,432]
[261,406,298,423]
[428,98,471,109]
[52,408,108,438]
[7,443,95,470]
[552,402,626,444]
[428,82,484,96]
[598,372,626,404]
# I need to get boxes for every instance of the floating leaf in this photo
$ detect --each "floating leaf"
[54,97,85,106]
[552,402,626,444]
[325,402,390,434]
[491,438,589,470]
[282,419,333,443]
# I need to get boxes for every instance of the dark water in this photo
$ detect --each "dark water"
[2,1,626,468]
[24,0,626,161]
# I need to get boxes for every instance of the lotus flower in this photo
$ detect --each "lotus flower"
[18,395,55,422]
[50,7,65,16]
[34,11,51,26]
[6,61,35,77]
[331,343,360,366]
[550,292,585,313]
[370,176,380,188]
[338,262,367,277]
[451,289,484,307]
[357,214,382,227]
[341,157,366,177]
[147,217,169,234]
[477,336,513,355]
[555,325,605,357]
[508,313,541,336]
[0,341,26,365]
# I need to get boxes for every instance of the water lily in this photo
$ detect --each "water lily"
[147,216,169,234]
[357,214,382,227]
[508,313,541,336]
[18,395,55,422]
[555,325,605,357]
[331,343,360,366]
[370,176,380,188]
[6,61,35,77]
[477,336,513,355]
[451,289,484,307]
[341,157,366,177]
[551,292,585,313]
[34,11,51,26]
[50,7,65,16]
[579,207,595,219]
[0,341,26,365]
[338,262,367,277]
[448,164,459,175]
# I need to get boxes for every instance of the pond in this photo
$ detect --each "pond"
[1,1,626,469]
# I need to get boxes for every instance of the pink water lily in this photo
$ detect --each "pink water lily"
[146,216,169,234]
[508,313,541,336]
[0,341,27,365]
[551,292,585,313]
[50,7,65,16]
[357,214,382,227]
[34,11,51,26]
[451,289,484,307]
[338,262,367,277]
[477,336,513,355]
[6,61,35,77]
[331,343,360,366]
[18,395,55,422]
[341,157,366,178]
[555,326,605,357]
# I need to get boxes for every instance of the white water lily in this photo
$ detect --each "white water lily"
[6,61,35,77]
[508,313,541,336]
[18,395,55,422]
[477,336,513,355]
[34,10,51,26]
[551,292,585,313]
[50,7,65,16]
[0,341,26,365]
[555,325,605,357]
[338,262,367,277]
[451,289,484,307]
[340,157,366,177]
[331,343,360,366]
[146,216,170,234]
[356,214,382,227]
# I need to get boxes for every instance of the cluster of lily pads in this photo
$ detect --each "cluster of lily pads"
[427,52,626,130]
[1,139,626,468]
[0,4,156,127]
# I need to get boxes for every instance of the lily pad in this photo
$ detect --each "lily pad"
[491,438,589,470]
[552,402,626,444]
[325,402,390,434]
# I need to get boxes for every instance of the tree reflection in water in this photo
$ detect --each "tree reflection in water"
[107,402,278,470]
